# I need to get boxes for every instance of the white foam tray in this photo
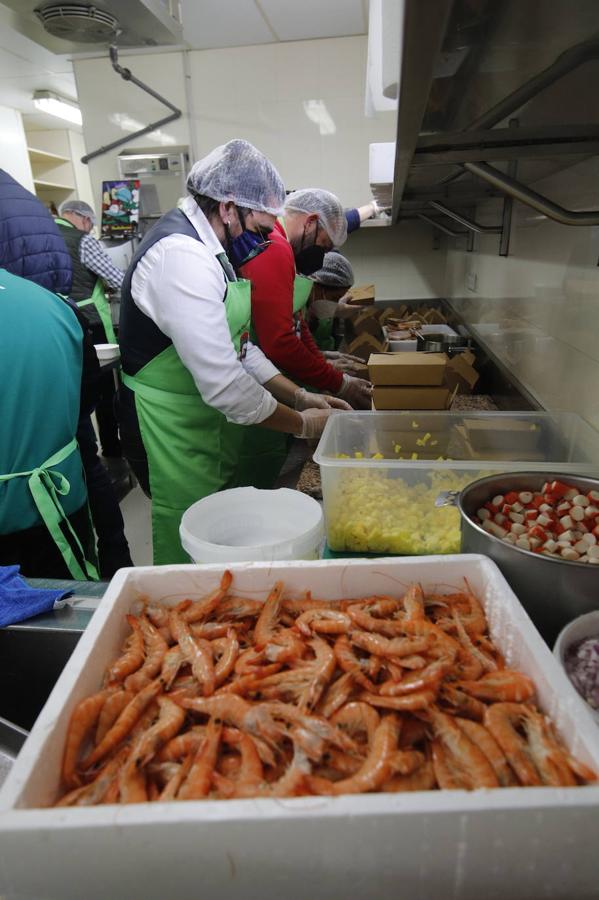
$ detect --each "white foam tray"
[1,556,598,900]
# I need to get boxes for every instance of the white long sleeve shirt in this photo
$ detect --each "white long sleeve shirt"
[130,196,279,426]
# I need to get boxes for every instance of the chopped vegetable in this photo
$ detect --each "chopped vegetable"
[565,636,599,710]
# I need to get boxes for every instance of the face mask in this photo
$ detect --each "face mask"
[229,229,269,269]
[294,221,327,276]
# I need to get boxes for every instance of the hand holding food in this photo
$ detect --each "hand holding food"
[294,388,351,412]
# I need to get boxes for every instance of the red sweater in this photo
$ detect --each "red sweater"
[240,220,343,393]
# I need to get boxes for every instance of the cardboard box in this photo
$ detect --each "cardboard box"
[347,332,388,361]
[2,558,599,900]
[445,350,479,393]
[345,283,375,306]
[373,385,452,410]
[346,307,384,341]
[368,352,448,386]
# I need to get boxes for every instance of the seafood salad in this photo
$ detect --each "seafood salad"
[55,571,595,806]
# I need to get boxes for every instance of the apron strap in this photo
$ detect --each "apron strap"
[76,280,118,345]
[122,371,201,406]
[0,438,99,581]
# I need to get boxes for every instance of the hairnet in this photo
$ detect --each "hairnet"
[59,199,96,225]
[284,188,347,246]
[186,139,285,215]
[310,251,354,288]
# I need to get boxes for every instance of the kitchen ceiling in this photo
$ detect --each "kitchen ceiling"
[0,0,368,129]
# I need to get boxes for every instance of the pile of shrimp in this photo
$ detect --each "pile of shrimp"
[55,570,596,805]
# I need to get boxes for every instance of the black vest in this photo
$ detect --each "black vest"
[55,220,97,301]
[120,208,203,376]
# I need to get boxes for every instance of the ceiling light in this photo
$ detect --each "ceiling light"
[33,91,82,126]
[303,100,336,136]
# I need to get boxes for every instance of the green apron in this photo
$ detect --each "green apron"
[121,270,252,565]
[0,438,99,581]
[233,267,314,490]
[311,316,335,352]
[77,279,118,344]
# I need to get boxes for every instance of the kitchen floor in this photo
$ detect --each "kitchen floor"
[120,483,152,566]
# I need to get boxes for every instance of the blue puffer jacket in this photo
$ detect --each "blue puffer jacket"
[0,169,72,295]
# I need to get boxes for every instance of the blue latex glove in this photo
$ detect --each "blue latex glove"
[0,565,72,627]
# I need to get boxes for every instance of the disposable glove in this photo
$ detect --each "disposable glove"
[338,373,373,409]
[294,407,336,439]
[294,388,351,412]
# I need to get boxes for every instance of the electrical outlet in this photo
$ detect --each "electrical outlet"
[466,271,477,292]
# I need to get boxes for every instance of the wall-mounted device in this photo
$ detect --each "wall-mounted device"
[118,148,189,233]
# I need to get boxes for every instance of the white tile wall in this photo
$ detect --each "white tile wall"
[344,221,447,301]
[444,157,599,430]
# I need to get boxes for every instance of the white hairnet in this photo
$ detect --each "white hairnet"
[59,199,96,225]
[187,139,285,215]
[284,188,347,246]
[310,251,354,288]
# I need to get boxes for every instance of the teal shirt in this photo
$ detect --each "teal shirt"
[0,269,87,534]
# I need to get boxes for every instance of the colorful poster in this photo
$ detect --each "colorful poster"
[101,179,140,239]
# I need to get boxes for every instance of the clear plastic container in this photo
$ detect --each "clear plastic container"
[313,411,599,555]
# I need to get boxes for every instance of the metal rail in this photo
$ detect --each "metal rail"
[81,45,182,164]
[429,201,501,234]
[463,161,599,226]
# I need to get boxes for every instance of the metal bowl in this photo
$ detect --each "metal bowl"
[447,471,599,645]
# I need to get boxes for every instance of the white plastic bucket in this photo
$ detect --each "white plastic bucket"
[179,487,324,563]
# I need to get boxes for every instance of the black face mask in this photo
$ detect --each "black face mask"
[294,221,327,276]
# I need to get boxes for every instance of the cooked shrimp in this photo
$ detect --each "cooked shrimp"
[519,707,577,787]
[105,615,145,684]
[62,689,113,788]
[484,703,542,786]
[402,583,425,622]
[159,754,193,801]
[181,570,233,624]
[215,596,263,620]
[295,608,351,637]
[327,714,400,795]
[169,608,215,696]
[330,702,380,747]
[82,678,162,769]
[426,708,499,789]
[382,759,437,792]
[389,749,426,776]
[318,672,355,719]
[178,694,282,750]
[333,635,376,691]
[160,645,184,690]
[95,689,133,747]
[178,718,222,800]
[298,636,336,712]
[127,696,185,770]
[262,701,359,756]
[118,762,147,803]
[222,728,264,793]
[350,630,430,659]
[379,657,451,696]
[158,726,206,762]
[213,629,239,686]
[346,606,401,638]
[457,670,535,704]
[359,690,438,712]
[253,581,284,648]
[455,718,517,787]
[431,739,469,790]
[125,615,169,692]
[439,684,486,722]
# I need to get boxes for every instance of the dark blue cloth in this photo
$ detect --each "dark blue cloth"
[345,208,361,235]
[0,565,72,627]
[0,169,72,295]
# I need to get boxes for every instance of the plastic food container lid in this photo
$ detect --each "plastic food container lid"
[553,611,599,726]
[94,343,120,361]
[180,487,324,563]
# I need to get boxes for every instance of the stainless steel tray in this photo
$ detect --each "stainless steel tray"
[0,717,28,790]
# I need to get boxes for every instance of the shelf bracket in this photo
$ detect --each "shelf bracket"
[81,45,182,164]
[463,161,599,226]
[417,213,474,251]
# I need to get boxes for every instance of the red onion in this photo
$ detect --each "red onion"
[565,636,599,709]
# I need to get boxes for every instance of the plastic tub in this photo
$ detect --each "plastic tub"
[554,611,599,726]
[179,487,324,563]
[313,411,599,555]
